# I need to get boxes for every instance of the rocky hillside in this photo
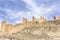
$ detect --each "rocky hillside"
[0,21,60,40]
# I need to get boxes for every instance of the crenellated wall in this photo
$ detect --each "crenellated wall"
[1,16,60,35]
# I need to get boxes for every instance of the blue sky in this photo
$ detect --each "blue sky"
[0,0,60,24]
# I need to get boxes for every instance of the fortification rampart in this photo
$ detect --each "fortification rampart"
[0,16,60,35]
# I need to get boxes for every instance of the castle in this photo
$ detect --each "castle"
[0,16,60,35]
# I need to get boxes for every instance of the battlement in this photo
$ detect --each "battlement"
[39,16,46,23]
[0,16,60,35]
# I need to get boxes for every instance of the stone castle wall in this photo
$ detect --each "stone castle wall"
[1,16,60,35]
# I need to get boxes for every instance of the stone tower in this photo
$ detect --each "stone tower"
[32,16,38,24]
[39,16,46,23]
[23,17,28,25]
[54,16,60,20]
[8,24,12,31]
[1,21,7,33]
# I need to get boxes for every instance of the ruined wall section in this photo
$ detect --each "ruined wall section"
[1,16,60,35]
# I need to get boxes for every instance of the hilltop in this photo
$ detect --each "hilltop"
[0,16,60,40]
